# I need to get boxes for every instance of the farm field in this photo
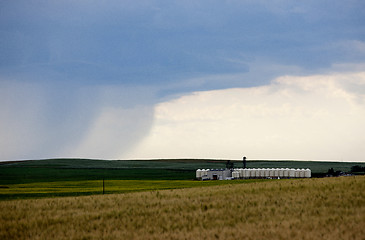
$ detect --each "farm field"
[1,158,364,199]
[1,158,363,183]
[0,176,364,240]
[0,179,266,200]
[2,158,363,172]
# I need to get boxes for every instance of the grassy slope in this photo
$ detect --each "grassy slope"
[1,159,364,200]
[0,176,363,240]
[2,158,363,171]
[1,158,363,183]
[0,179,267,200]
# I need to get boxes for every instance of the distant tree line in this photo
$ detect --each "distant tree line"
[327,168,342,177]
[351,165,365,172]
[325,165,365,177]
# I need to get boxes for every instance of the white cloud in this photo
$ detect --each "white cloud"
[124,72,365,162]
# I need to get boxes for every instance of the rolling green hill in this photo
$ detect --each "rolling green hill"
[0,158,364,200]
[1,158,364,184]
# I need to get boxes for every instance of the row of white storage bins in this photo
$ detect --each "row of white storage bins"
[232,168,311,178]
[196,169,210,178]
[196,168,311,179]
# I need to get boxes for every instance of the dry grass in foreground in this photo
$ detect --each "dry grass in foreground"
[0,176,364,240]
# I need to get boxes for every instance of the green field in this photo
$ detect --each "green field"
[0,158,364,200]
[0,179,269,200]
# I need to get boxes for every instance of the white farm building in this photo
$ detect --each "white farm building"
[196,168,311,180]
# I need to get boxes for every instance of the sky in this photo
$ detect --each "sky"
[1,1,365,162]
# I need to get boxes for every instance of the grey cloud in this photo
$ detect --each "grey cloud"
[1,1,364,160]
[1,0,364,92]
[0,80,156,160]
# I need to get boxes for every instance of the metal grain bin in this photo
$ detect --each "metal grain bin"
[278,168,284,178]
[283,168,289,178]
[256,168,262,178]
[196,169,202,178]
[251,168,256,178]
[305,168,311,178]
[289,169,295,178]
[299,169,305,178]
[274,169,279,178]
[295,169,300,178]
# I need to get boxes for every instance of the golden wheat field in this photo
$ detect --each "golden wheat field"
[0,176,364,240]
